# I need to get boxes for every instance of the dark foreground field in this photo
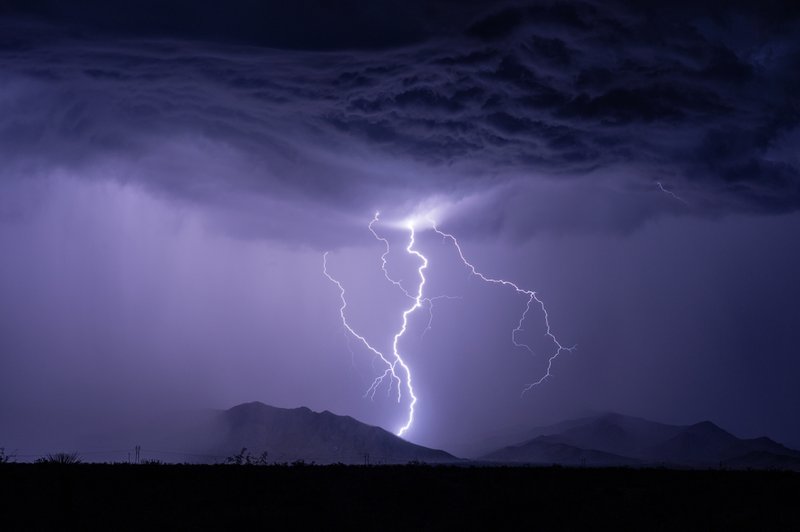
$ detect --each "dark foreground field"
[1,464,799,530]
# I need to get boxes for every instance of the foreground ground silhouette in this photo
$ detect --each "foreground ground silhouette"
[1,464,798,529]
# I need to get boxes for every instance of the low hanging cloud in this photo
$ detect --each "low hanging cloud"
[1,0,798,243]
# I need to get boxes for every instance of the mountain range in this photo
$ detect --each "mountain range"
[479,412,800,469]
[158,402,799,470]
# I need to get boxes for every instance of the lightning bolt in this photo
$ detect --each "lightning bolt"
[429,219,575,394]
[324,215,428,437]
[392,224,426,436]
[656,181,688,205]
[368,212,460,334]
[325,212,573,437]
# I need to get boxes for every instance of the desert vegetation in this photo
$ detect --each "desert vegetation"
[34,452,82,465]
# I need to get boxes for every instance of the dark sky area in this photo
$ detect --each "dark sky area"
[1,1,798,454]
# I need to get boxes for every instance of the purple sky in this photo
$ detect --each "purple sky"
[1,1,799,454]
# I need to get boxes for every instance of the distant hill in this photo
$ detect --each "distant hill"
[210,402,458,465]
[480,413,800,470]
[483,435,640,467]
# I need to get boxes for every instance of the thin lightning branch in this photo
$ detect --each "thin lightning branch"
[429,219,575,394]
[521,293,573,394]
[656,181,688,205]
[368,212,413,298]
[323,253,402,400]
[422,295,462,339]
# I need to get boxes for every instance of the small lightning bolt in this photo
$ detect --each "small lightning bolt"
[656,181,688,205]
[429,219,575,394]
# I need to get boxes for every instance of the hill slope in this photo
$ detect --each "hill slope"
[211,402,458,465]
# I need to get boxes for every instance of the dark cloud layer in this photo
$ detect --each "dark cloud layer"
[0,0,488,50]
[1,1,798,242]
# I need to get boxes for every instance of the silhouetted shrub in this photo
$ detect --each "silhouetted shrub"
[35,452,82,465]
[225,448,269,465]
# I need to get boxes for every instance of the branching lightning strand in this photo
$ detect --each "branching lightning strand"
[429,219,575,394]
[368,212,413,297]
[656,181,688,205]
[322,253,402,401]
[325,213,573,438]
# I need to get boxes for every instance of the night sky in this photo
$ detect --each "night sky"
[1,1,799,454]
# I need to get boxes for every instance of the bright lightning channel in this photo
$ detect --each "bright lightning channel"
[429,218,575,394]
[368,212,460,340]
[391,224,426,436]
[323,214,428,437]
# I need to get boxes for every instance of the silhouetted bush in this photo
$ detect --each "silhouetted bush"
[225,448,269,465]
[35,452,82,465]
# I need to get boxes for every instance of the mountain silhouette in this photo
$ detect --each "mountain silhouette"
[482,435,639,466]
[481,413,800,469]
[210,402,458,465]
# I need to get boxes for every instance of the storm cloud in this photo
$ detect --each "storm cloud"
[2,0,798,242]
[1,1,799,456]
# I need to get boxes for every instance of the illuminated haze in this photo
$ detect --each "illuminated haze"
[1,1,799,454]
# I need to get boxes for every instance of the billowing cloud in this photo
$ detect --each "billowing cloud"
[2,1,798,243]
